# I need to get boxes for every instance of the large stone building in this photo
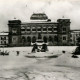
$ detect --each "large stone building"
[8,13,71,46]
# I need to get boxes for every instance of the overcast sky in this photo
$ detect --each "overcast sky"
[0,0,80,32]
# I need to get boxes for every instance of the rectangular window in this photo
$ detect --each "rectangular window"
[32,27,36,31]
[27,29,30,31]
[12,28,17,34]
[38,28,41,31]
[43,27,47,31]
[54,28,57,31]
[1,37,3,40]
[1,41,2,44]
[70,39,72,42]
[63,28,66,31]
[21,29,25,31]
[70,34,72,37]
[4,41,6,44]
[48,27,52,31]
[48,28,52,31]
[21,26,25,29]
[4,37,6,40]
[37,27,41,31]
[63,36,66,40]
[32,29,36,31]
[54,28,57,32]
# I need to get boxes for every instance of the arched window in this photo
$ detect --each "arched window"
[49,36,53,42]
[32,36,36,43]
[22,36,26,43]
[54,35,58,42]
[43,36,47,43]
[27,36,31,42]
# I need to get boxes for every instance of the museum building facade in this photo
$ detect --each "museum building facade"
[8,13,71,46]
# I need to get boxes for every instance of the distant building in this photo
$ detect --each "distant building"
[0,32,9,47]
[70,30,80,46]
[8,13,71,46]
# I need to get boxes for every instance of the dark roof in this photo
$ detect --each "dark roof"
[30,13,48,20]
[57,19,70,23]
[8,20,21,24]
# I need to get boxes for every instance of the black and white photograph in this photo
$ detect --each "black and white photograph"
[0,0,80,80]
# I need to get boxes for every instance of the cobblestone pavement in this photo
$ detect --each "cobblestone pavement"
[0,50,80,80]
[0,65,80,80]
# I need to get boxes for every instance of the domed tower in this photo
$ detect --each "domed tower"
[30,13,48,20]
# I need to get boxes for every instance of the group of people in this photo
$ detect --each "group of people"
[0,50,20,56]
[0,50,9,56]
[32,43,48,53]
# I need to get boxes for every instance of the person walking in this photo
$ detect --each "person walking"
[16,51,20,56]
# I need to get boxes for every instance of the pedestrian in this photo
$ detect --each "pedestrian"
[0,50,1,55]
[16,51,20,56]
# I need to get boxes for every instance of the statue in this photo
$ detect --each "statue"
[41,43,48,52]
[32,43,38,53]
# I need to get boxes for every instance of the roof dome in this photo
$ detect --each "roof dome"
[30,13,48,20]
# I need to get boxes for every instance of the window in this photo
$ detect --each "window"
[48,27,52,31]
[4,41,6,44]
[4,37,6,40]
[70,34,72,37]
[63,28,66,31]
[43,27,47,31]
[12,28,17,34]
[43,36,47,43]
[32,29,36,31]
[32,36,36,43]
[48,28,52,31]
[1,37,2,40]
[13,37,16,41]
[21,26,25,29]
[21,26,25,31]
[32,27,36,31]
[49,36,53,42]
[54,28,57,32]
[70,39,72,42]
[63,36,66,40]
[1,41,3,44]
[26,27,30,31]
[54,35,58,41]
[38,28,41,31]
[21,29,25,31]
[37,27,41,32]
[27,29,30,31]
